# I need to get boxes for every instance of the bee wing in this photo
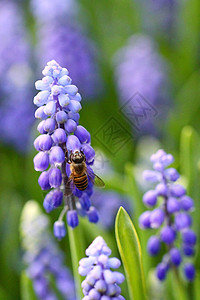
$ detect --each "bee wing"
[64,175,75,196]
[86,167,105,188]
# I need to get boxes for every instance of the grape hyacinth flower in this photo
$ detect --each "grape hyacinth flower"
[21,201,75,300]
[139,149,196,281]
[79,236,125,299]
[113,35,169,136]
[33,60,99,238]
[36,22,102,99]
[31,0,102,99]
[0,0,34,151]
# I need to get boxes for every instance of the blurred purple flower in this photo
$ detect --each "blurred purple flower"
[21,201,76,300]
[0,0,34,151]
[139,149,196,282]
[147,0,177,34]
[30,0,77,23]
[91,190,132,229]
[113,35,169,136]
[36,22,102,98]
[31,0,102,99]
[79,236,125,299]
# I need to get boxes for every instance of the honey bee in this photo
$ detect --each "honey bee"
[65,150,105,191]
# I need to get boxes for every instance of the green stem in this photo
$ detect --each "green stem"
[68,225,85,300]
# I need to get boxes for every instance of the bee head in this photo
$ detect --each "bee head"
[71,150,85,163]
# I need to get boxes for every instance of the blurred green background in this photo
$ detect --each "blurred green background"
[0,0,200,299]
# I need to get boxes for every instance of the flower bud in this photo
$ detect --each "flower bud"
[160,226,176,244]
[180,196,194,211]
[184,263,195,281]
[175,213,192,231]
[53,221,66,240]
[34,152,49,171]
[170,184,186,197]
[38,171,50,190]
[64,119,77,133]
[139,211,151,229]
[49,146,65,164]
[143,190,157,207]
[49,168,62,188]
[52,128,67,144]
[150,208,164,228]
[147,236,160,256]
[43,118,56,132]
[167,197,180,213]
[82,144,95,164]
[170,248,182,266]
[156,263,168,281]
[87,206,99,223]
[67,210,79,228]
[66,135,81,151]
[74,126,91,144]
[39,134,53,151]
[56,111,68,124]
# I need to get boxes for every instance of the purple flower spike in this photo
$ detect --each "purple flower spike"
[33,60,101,238]
[139,149,196,282]
[79,236,124,298]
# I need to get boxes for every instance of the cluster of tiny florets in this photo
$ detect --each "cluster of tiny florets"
[79,236,125,299]
[33,60,99,239]
[139,150,196,281]
[21,201,75,300]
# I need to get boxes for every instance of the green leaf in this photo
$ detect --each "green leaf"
[115,207,147,300]
[68,225,85,299]
[180,126,200,226]
[21,271,38,300]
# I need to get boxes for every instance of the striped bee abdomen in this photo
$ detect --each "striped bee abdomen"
[74,173,88,191]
